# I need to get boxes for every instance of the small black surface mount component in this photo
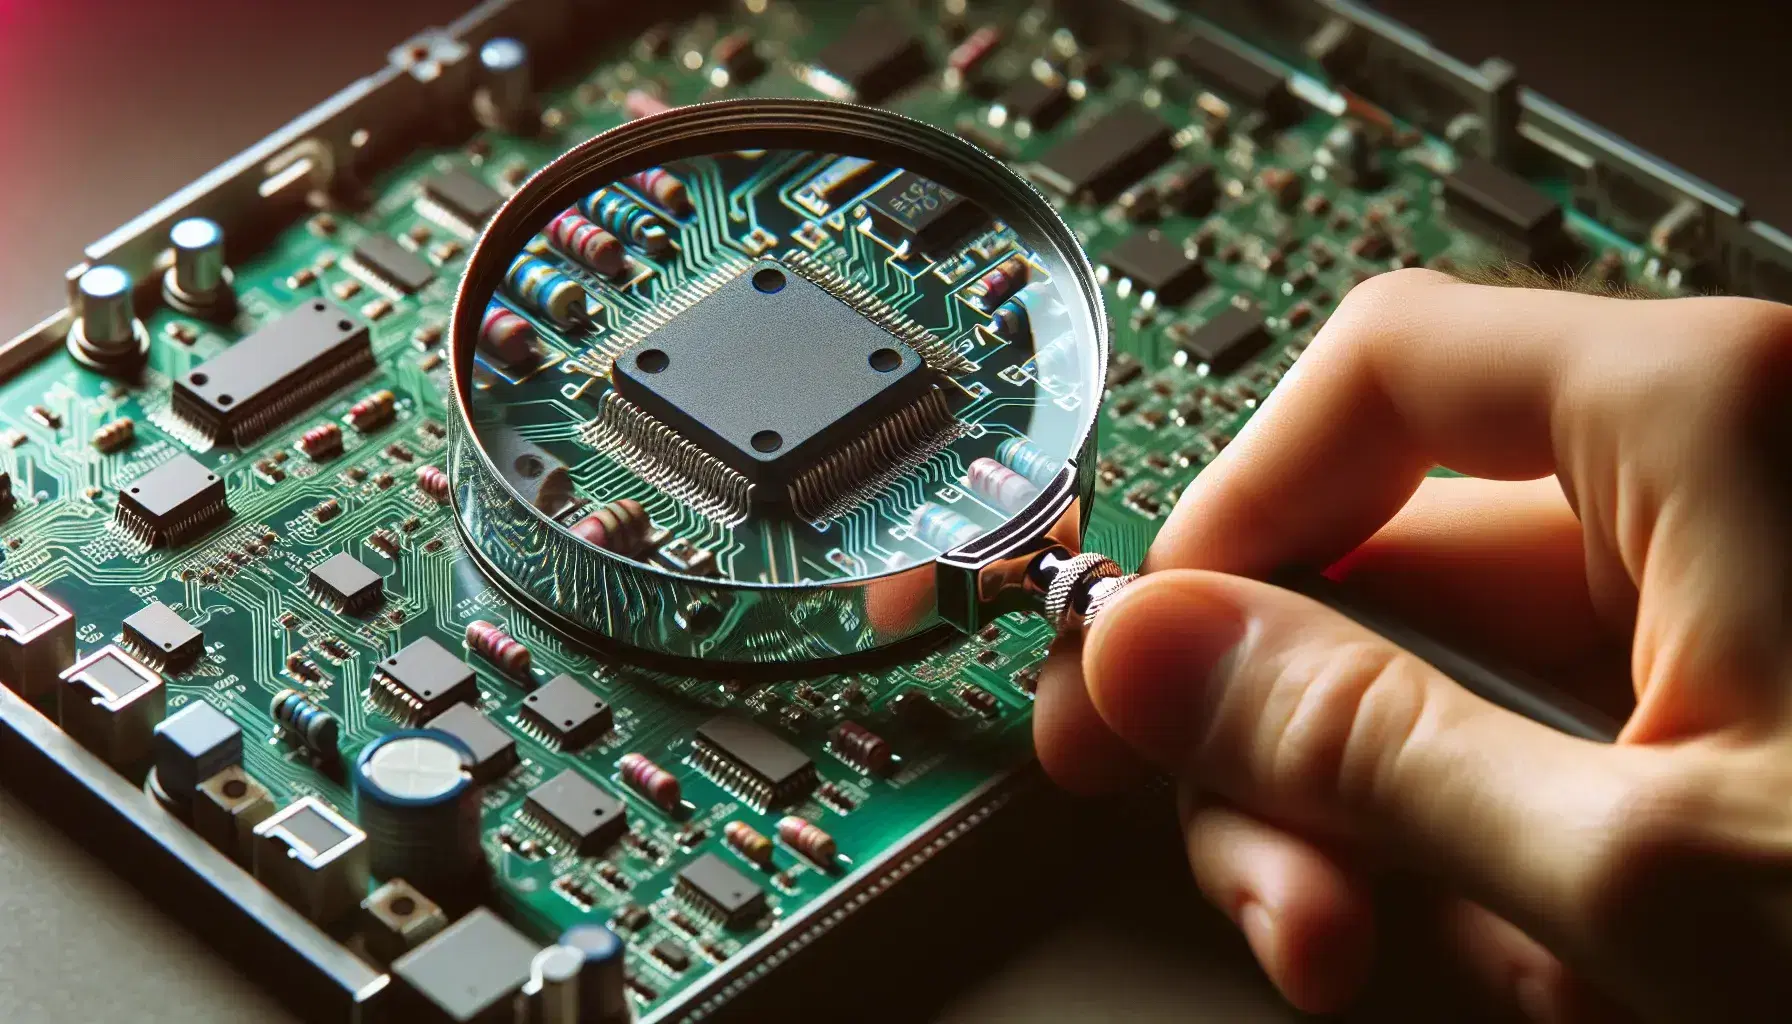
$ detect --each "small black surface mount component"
[677,851,769,930]
[524,768,628,854]
[691,715,817,811]
[815,10,929,103]
[349,234,437,295]
[1104,231,1209,305]
[390,907,540,1024]
[426,703,519,782]
[420,169,504,227]
[373,636,478,724]
[307,552,384,615]
[1034,102,1176,203]
[172,300,372,445]
[1443,157,1569,265]
[1175,307,1272,375]
[1175,31,1298,127]
[519,673,613,750]
[996,77,1072,130]
[863,170,987,253]
[122,600,203,670]
[115,454,229,547]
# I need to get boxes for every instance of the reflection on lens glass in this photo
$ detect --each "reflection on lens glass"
[467,148,1098,588]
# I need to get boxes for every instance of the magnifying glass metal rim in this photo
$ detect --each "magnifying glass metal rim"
[445,98,1109,667]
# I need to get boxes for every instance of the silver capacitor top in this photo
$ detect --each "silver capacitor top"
[77,265,135,349]
[529,945,585,1024]
[478,37,532,129]
[170,217,227,298]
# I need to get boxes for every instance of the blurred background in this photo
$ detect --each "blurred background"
[0,1,1785,1020]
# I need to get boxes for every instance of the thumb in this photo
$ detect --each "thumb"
[1083,569,1658,949]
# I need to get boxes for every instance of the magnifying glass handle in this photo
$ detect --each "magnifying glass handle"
[1043,553,1620,743]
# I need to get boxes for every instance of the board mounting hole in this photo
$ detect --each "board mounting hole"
[217,394,233,406]
[752,267,785,293]
[751,430,782,453]
[222,779,247,799]
[514,454,544,477]
[869,348,901,372]
[388,896,416,916]
[635,348,669,374]
[189,372,208,386]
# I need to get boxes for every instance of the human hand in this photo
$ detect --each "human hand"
[1034,268,1792,1021]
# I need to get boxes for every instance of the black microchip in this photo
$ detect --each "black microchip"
[1176,32,1298,126]
[816,10,929,103]
[116,454,229,547]
[122,601,203,671]
[677,852,768,930]
[693,715,816,810]
[1035,103,1176,202]
[426,703,518,783]
[525,768,627,854]
[308,552,383,614]
[520,674,613,750]
[614,904,651,931]
[651,939,691,973]
[173,301,373,445]
[376,636,477,723]
[390,908,538,1022]
[997,77,1072,130]
[421,169,503,225]
[1178,307,1271,374]
[611,261,932,490]
[1105,231,1209,305]
[864,171,986,253]
[1443,158,1565,263]
[351,234,435,294]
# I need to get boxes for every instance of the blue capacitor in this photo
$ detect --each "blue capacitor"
[504,253,586,327]
[579,187,672,256]
[996,436,1062,488]
[559,924,629,1024]
[270,688,339,758]
[911,502,983,551]
[354,729,485,893]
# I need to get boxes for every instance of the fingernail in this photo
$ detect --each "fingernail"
[1085,576,1248,769]
[1239,901,1279,977]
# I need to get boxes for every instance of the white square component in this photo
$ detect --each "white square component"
[0,581,76,703]
[58,644,163,768]
[252,796,369,925]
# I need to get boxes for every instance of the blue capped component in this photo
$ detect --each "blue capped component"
[354,729,485,893]
[558,924,628,1024]
[152,699,242,805]
[504,253,586,327]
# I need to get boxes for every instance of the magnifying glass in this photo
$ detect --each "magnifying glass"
[445,99,1615,741]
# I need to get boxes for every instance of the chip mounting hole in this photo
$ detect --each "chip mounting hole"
[635,348,670,374]
[869,348,901,372]
[751,430,783,453]
[751,267,785,294]
[189,372,208,386]
[221,779,247,799]
[514,454,544,478]
[217,394,234,406]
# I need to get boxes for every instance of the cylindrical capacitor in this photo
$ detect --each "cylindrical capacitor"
[965,456,1041,514]
[559,924,629,1024]
[569,498,651,556]
[544,210,625,277]
[618,752,681,810]
[70,265,148,373]
[354,729,486,894]
[479,301,537,363]
[777,815,837,867]
[505,253,587,326]
[579,189,671,256]
[911,502,982,551]
[477,37,533,131]
[466,619,531,678]
[626,167,691,216]
[270,688,339,758]
[165,217,235,317]
[724,820,773,867]
[530,945,584,1024]
[995,436,1062,488]
[416,464,450,503]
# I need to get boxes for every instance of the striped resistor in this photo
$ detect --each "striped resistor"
[968,255,1029,311]
[416,464,449,503]
[965,457,1039,514]
[579,188,672,256]
[777,816,837,867]
[988,295,1030,341]
[995,436,1061,488]
[910,502,982,551]
[466,619,531,678]
[569,498,652,557]
[270,688,339,759]
[626,167,691,215]
[618,752,681,810]
[504,252,587,327]
[723,821,772,867]
[624,89,671,120]
[479,301,536,364]
[544,209,625,277]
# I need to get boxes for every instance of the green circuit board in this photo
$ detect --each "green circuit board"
[0,0,1680,1016]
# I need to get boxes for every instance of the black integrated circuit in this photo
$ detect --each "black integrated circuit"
[115,454,230,547]
[692,715,817,810]
[997,77,1072,130]
[1035,103,1176,202]
[122,601,203,671]
[864,171,986,253]
[524,768,627,854]
[611,261,931,492]
[1443,157,1569,264]
[374,637,477,723]
[520,674,613,750]
[425,704,518,783]
[1176,31,1298,127]
[307,552,383,615]
[1105,231,1209,305]
[816,10,929,103]
[350,234,436,294]
[421,169,503,226]
[677,853,768,930]
[1175,307,1271,374]
[172,301,372,445]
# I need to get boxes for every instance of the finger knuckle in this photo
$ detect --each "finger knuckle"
[1263,639,1430,811]
[1569,766,1724,937]
[1309,268,1455,363]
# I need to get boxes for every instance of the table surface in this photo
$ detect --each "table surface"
[0,2,1781,1021]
